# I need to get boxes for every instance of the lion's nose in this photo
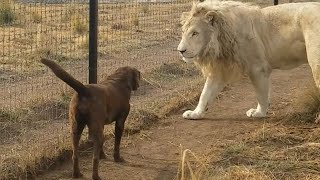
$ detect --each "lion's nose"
[179,49,187,54]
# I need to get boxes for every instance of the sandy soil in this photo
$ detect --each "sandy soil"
[35,64,320,179]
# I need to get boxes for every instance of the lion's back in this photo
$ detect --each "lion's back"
[257,2,320,69]
[261,2,320,27]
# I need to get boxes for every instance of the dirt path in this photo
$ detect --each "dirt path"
[36,64,317,180]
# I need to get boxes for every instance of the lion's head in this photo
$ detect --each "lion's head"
[177,12,214,63]
[178,0,237,63]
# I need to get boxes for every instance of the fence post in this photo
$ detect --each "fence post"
[274,0,278,5]
[89,0,98,84]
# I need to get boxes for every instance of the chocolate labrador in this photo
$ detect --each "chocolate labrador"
[41,58,140,180]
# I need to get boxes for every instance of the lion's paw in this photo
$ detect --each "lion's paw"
[246,108,266,118]
[183,110,203,120]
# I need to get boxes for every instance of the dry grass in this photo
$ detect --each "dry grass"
[2,1,319,179]
[131,13,139,27]
[177,148,210,180]
[71,14,88,35]
[0,138,71,179]
[0,2,190,72]
[186,79,320,180]
[0,109,20,123]
[287,82,320,123]
[141,4,149,14]
[79,36,89,49]
[175,72,320,179]
[208,166,272,180]
[185,125,320,179]
[111,23,127,30]
[215,123,320,179]
[62,4,77,23]
[0,0,16,25]
[31,10,42,24]
[0,61,203,179]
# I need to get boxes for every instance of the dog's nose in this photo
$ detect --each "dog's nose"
[179,49,187,54]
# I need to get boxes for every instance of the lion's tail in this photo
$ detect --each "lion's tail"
[41,58,88,96]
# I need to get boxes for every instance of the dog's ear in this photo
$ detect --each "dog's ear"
[128,69,140,91]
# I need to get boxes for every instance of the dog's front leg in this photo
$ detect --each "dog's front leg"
[114,116,126,162]
[183,76,225,119]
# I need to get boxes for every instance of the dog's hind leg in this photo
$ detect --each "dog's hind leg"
[71,115,86,178]
[99,147,106,159]
[88,128,106,159]
[88,123,104,180]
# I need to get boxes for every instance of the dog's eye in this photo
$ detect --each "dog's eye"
[192,32,198,36]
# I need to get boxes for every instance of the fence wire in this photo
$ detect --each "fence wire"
[0,0,298,179]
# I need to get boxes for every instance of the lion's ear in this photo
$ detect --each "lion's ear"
[205,10,219,25]
[180,12,190,25]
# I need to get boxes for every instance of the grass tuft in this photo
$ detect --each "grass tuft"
[111,23,127,30]
[178,148,209,180]
[289,82,320,123]
[71,15,88,35]
[0,109,20,122]
[31,11,42,23]
[141,4,149,14]
[132,14,139,27]
[0,0,16,25]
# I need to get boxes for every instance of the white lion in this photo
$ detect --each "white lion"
[177,0,320,122]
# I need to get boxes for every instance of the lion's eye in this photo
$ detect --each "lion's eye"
[192,32,199,36]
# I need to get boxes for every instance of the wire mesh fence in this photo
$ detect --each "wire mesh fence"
[0,0,301,179]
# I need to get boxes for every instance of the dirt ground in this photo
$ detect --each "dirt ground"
[2,1,320,179]
[35,63,320,179]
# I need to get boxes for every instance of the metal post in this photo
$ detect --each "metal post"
[89,0,98,84]
[274,0,278,5]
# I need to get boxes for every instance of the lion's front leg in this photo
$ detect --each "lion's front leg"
[183,76,225,120]
[246,68,271,118]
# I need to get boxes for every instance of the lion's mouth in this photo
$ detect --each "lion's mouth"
[180,53,197,59]
[184,55,196,59]
[181,56,196,63]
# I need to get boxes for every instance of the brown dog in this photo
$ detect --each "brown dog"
[41,58,140,180]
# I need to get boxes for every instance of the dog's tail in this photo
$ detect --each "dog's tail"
[41,58,88,96]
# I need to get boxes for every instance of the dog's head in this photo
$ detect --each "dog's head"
[112,67,141,91]
[127,67,140,91]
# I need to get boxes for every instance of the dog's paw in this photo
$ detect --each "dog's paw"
[246,108,266,118]
[114,156,125,163]
[72,172,83,179]
[182,110,203,120]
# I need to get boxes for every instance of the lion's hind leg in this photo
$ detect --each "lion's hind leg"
[309,65,320,124]
[304,30,320,123]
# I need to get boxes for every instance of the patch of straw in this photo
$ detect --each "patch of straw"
[178,146,209,180]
